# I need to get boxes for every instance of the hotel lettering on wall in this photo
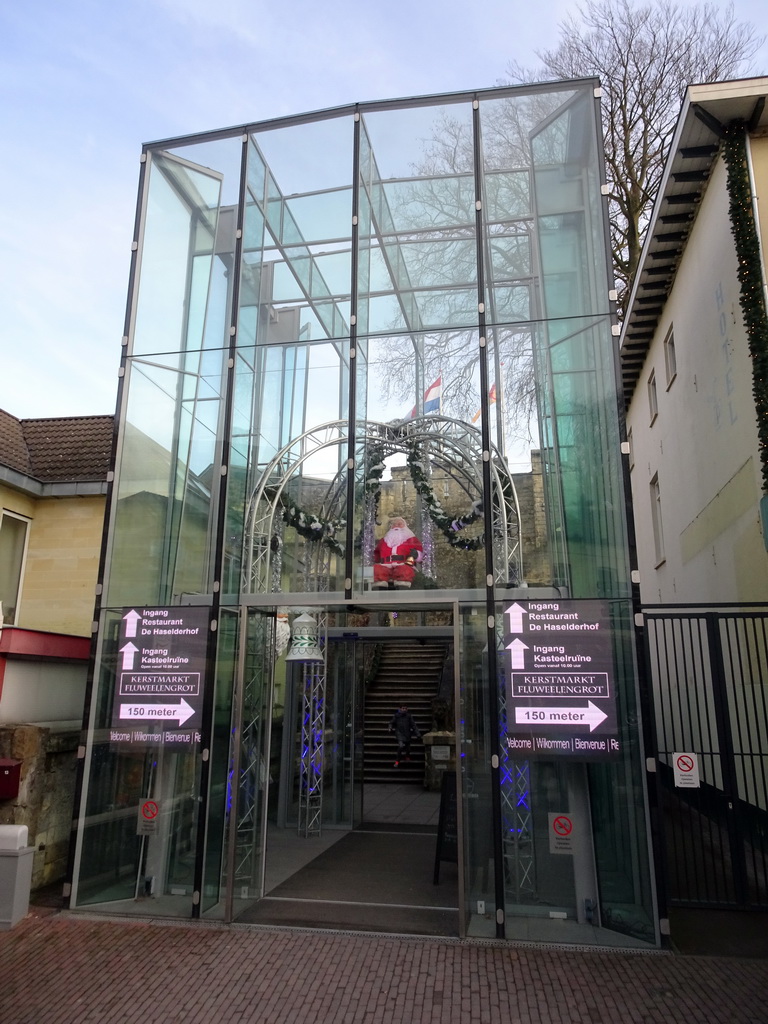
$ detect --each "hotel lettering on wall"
[109,607,209,749]
[503,600,621,760]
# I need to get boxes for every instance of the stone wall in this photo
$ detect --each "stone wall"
[0,724,79,890]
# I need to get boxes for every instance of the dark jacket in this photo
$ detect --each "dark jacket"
[389,709,420,742]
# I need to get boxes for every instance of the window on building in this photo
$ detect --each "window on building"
[0,510,30,624]
[664,328,677,387]
[650,474,665,566]
[648,370,658,424]
[627,428,634,471]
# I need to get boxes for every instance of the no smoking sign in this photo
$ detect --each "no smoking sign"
[549,812,575,855]
[137,798,161,835]
[553,815,573,837]
[673,752,700,789]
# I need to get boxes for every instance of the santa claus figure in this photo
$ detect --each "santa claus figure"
[373,516,423,588]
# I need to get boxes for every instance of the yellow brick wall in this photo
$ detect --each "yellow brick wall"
[1,484,105,636]
[1,484,36,520]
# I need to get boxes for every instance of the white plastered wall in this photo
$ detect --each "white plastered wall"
[627,148,768,603]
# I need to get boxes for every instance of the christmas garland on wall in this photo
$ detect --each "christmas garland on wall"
[281,440,485,553]
[721,121,768,492]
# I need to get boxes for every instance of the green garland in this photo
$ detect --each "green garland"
[406,442,485,550]
[363,446,386,512]
[281,505,346,556]
[281,439,485,553]
[281,446,387,556]
[722,122,768,493]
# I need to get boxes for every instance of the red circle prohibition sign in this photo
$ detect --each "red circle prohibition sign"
[676,755,695,773]
[553,815,573,837]
[142,800,159,821]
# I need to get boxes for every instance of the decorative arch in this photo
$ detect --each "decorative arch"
[243,415,523,594]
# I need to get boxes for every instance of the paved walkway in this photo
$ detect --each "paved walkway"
[1,912,767,1024]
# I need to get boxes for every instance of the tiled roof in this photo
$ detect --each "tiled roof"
[620,77,768,403]
[0,410,31,476]
[0,409,113,483]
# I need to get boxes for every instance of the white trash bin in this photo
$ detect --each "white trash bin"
[0,825,34,929]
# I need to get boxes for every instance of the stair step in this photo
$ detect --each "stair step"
[361,641,448,785]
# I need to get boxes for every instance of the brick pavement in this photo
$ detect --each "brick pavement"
[1,913,767,1024]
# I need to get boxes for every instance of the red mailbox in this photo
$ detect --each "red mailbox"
[0,759,21,800]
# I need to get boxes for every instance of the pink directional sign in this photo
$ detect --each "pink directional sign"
[110,606,209,749]
[503,599,621,760]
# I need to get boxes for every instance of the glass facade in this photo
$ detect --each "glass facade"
[70,83,656,946]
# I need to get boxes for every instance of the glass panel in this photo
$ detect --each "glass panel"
[229,609,276,909]
[459,603,496,936]
[230,117,355,602]
[275,641,355,831]
[106,141,239,610]
[530,90,610,324]
[501,759,579,919]
[74,609,203,913]
[241,119,354,349]
[354,327,490,594]
[358,103,477,337]
[132,150,229,357]
[0,512,28,624]
[106,355,223,607]
[587,601,655,943]
[237,340,349,597]
[202,607,239,914]
[479,88,578,327]
[533,314,629,597]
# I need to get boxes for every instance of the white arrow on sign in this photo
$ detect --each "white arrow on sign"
[506,638,528,669]
[123,609,142,638]
[515,701,608,733]
[119,641,139,670]
[505,602,527,633]
[119,698,196,726]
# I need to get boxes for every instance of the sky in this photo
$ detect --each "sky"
[1,0,766,421]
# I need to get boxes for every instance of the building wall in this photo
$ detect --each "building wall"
[0,724,80,889]
[627,151,768,603]
[0,660,86,725]
[0,483,105,636]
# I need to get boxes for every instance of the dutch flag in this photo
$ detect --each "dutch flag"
[410,376,442,418]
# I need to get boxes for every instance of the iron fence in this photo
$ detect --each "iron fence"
[642,605,768,909]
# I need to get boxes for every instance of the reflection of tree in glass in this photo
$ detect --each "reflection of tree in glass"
[367,91,576,446]
[505,0,763,315]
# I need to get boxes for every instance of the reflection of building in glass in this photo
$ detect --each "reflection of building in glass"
[69,84,657,948]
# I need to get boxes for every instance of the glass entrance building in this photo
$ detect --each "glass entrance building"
[70,81,657,946]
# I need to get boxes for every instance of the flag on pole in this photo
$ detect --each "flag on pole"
[471,381,497,423]
[410,375,442,418]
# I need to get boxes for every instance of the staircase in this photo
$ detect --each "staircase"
[363,641,447,784]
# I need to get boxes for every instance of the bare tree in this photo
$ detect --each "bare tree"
[365,3,762,448]
[507,0,764,315]
[366,92,570,447]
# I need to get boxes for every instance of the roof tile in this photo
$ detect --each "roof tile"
[0,410,113,483]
